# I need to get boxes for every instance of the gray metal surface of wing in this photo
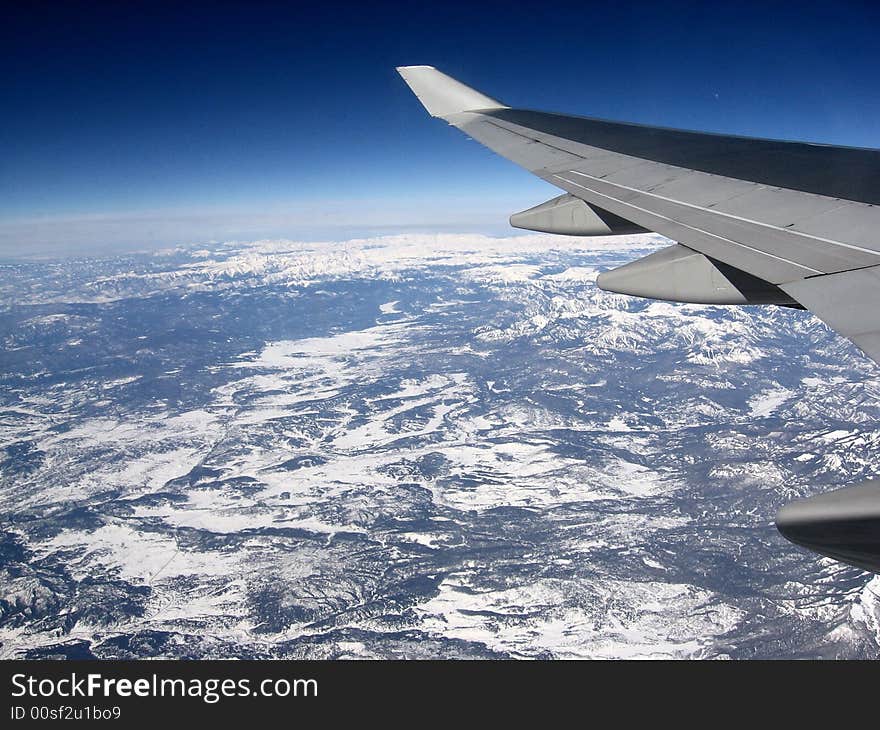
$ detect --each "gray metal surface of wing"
[397,65,880,359]
[397,65,880,574]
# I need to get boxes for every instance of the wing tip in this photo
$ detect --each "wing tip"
[396,65,506,118]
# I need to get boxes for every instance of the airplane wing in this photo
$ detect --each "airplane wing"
[397,65,880,362]
[397,65,880,573]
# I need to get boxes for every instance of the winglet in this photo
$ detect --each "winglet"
[396,65,507,118]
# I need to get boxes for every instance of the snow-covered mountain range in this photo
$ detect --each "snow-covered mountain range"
[1,232,879,658]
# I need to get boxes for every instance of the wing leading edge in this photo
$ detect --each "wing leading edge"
[398,65,880,574]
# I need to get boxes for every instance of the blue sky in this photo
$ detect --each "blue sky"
[2,1,879,254]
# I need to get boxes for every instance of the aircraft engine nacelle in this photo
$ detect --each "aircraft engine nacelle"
[776,480,880,574]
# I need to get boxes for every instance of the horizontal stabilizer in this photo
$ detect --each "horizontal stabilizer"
[396,65,507,118]
[510,194,647,236]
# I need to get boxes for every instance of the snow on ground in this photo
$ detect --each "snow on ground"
[3,232,880,658]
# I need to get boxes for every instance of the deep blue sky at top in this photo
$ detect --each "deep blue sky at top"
[2,0,879,252]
